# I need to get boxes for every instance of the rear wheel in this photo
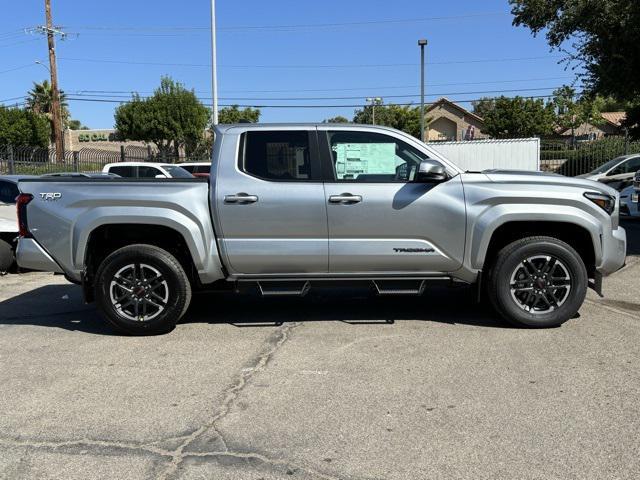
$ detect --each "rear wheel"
[94,244,191,335]
[487,236,588,328]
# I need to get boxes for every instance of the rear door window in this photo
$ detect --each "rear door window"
[240,131,314,181]
[108,166,136,177]
[138,166,163,178]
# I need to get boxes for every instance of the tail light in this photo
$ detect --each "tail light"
[16,193,33,238]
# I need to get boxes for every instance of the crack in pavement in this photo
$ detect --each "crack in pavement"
[0,320,370,479]
[157,321,303,480]
[0,436,173,458]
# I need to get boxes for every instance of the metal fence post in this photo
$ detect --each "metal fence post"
[120,145,126,163]
[624,128,630,155]
[73,151,79,172]
[8,145,14,175]
[147,145,152,161]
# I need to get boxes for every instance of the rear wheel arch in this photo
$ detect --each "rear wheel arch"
[83,224,199,291]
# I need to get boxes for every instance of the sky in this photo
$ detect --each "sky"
[0,0,579,129]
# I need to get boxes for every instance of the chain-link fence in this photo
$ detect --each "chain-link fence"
[0,145,210,175]
[540,136,640,176]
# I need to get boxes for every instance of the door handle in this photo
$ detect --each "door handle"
[224,193,259,204]
[329,194,362,204]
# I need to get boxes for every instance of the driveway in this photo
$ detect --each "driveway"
[0,220,638,480]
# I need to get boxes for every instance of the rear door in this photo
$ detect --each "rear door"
[319,127,466,274]
[215,128,328,275]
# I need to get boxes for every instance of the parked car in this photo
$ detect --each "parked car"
[102,162,194,179]
[577,153,640,191]
[619,184,639,217]
[0,175,34,272]
[16,124,626,335]
[178,162,212,178]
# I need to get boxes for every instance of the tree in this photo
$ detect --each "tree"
[67,119,89,130]
[510,0,640,136]
[0,106,50,147]
[218,105,261,124]
[482,96,556,138]
[114,76,210,160]
[552,87,592,136]
[471,98,495,119]
[353,103,422,139]
[26,80,69,118]
[323,116,350,123]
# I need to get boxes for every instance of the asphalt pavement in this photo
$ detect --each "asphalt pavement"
[0,219,638,480]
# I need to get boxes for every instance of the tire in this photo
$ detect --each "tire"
[94,244,192,335]
[0,239,14,274]
[487,236,588,328]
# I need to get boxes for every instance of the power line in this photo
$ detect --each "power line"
[63,92,573,109]
[67,12,508,33]
[0,64,36,75]
[0,38,40,48]
[71,76,573,96]
[58,55,563,69]
[66,86,566,102]
[0,96,27,103]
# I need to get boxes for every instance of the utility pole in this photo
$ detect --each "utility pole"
[210,0,219,125]
[366,97,382,125]
[418,39,428,142]
[43,0,65,162]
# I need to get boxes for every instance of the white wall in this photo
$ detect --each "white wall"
[428,138,540,172]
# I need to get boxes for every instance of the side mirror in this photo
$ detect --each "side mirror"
[415,160,447,183]
[155,174,167,179]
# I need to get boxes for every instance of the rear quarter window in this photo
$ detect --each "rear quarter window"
[0,181,19,204]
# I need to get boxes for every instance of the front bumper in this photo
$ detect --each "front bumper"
[16,238,63,273]
[597,227,627,276]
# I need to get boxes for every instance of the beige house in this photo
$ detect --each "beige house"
[558,112,627,140]
[425,97,488,142]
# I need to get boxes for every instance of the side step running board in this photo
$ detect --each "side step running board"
[258,281,311,297]
[373,280,427,296]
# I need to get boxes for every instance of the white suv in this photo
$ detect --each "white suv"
[577,154,640,191]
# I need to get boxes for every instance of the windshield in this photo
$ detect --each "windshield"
[161,165,194,178]
[591,156,625,174]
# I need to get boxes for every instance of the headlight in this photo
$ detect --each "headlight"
[584,192,615,215]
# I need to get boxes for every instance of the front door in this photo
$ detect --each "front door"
[216,128,328,275]
[320,128,466,274]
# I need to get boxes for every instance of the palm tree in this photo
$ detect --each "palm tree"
[26,80,69,119]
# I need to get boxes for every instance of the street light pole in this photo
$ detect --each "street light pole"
[210,0,219,125]
[418,39,428,142]
[366,97,382,125]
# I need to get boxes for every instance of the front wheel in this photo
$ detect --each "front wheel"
[94,244,192,335]
[487,236,588,328]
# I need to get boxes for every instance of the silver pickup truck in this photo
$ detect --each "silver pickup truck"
[16,124,627,335]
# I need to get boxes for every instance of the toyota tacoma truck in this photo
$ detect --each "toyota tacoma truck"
[15,124,627,335]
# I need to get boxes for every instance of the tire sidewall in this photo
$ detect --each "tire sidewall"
[493,240,587,327]
[95,247,187,335]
